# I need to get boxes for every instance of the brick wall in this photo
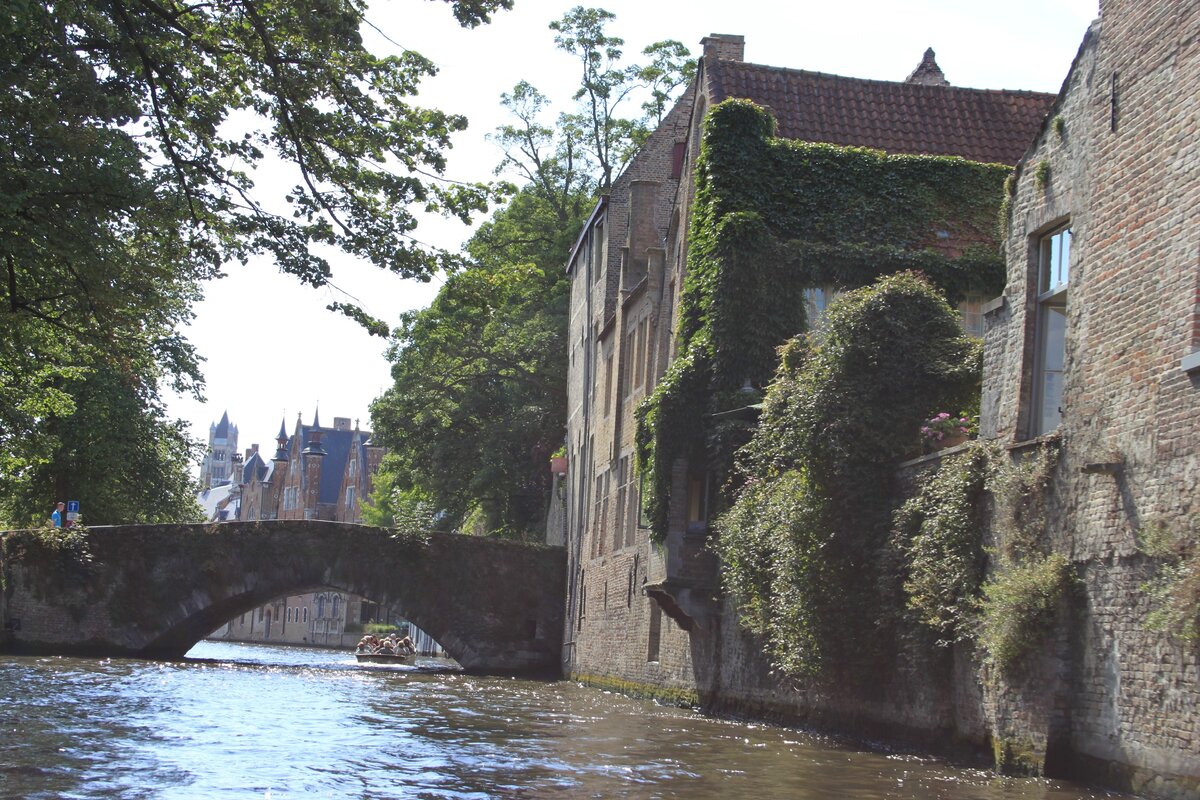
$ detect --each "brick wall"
[981,3,1199,795]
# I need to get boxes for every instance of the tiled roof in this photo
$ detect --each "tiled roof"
[708,60,1055,165]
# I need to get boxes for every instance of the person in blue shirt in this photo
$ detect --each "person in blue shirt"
[51,501,65,527]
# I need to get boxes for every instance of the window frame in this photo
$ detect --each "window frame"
[1030,223,1072,438]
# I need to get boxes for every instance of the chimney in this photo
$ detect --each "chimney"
[701,34,745,64]
[624,180,659,289]
[333,417,351,432]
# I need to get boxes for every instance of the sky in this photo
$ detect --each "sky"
[168,0,1100,466]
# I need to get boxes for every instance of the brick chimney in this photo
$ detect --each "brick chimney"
[701,34,744,63]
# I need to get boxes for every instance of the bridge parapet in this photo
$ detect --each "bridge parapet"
[0,521,565,675]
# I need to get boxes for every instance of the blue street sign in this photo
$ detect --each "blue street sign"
[67,500,80,513]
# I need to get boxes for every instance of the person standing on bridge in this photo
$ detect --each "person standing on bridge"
[51,501,65,528]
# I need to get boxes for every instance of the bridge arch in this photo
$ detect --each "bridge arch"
[0,521,565,675]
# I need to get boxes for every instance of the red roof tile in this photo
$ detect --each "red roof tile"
[708,59,1055,165]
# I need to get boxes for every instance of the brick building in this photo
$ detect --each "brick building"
[979,0,1198,792]
[561,34,1054,695]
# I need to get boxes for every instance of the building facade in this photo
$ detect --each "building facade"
[979,0,1199,792]
[562,32,1054,698]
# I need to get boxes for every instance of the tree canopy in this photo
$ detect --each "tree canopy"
[368,7,693,538]
[0,0,509,525]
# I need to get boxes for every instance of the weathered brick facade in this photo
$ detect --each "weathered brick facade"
[562,11,1198,796]
[981,2,1199,794]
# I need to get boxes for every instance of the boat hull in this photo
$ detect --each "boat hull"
[355,652,416,665]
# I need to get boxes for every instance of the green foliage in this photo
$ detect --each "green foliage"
[1137,516,1200,642]
[1,0,508,526]
[1,523,95,596]
[892,445,990,642]
[1052,115,1066,138]
[1034,159,1051,190]
[637,99,1008,541]
[548,6,693,190]
[372,15,691,540]
[715,273,984,680]
[977,553,1073,671]
[370,185,587,539]
[893,439,1071,672]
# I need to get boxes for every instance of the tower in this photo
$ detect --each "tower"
[199,411,239,488]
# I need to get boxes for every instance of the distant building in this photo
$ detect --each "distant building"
[200,411,436,653]
[198,411,238,489]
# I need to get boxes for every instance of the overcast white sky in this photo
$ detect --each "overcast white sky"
[168,0,1099,464]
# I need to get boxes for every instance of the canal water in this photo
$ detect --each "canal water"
[0,641,1125,799]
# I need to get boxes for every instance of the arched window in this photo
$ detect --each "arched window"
[332,595,341,620]
[316,595,326,619]
[302,607,309,623]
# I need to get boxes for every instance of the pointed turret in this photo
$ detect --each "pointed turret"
[272,418,290,462]
[302,409,327,456]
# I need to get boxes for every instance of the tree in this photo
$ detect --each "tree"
[549,6,694,190]
[370,184,588,538]
[1,0,509,525]
[368,8,693,538]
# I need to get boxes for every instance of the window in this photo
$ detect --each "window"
[624,327,638,400]
[647,601,662,662]
[686,473,711,536]
[348,459,356,477]
[345,485,355,510]
[302,607,309,623]
[603,352,614,417]
[316,595,326,619]
[959,295,985,338]
[1032,225,1072,436]
[639,318,652,393]
[214,451,225,462]
[591,219,606,284]
[804,286,840,328]
[332,595,341,620]
[613,457,628,552]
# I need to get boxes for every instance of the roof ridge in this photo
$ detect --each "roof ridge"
[724,59,1055,98]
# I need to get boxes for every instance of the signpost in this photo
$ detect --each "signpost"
[66,500,80,526]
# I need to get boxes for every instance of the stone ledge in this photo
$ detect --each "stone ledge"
[1181,350,1200,375]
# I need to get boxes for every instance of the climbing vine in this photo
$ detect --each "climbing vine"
[714,273,983,680]
[636,99,1009,541]
[891,438,1075,674]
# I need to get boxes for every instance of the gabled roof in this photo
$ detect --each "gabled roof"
[241,451,271,484]
[707,58,1056,165]
[292,422,372,506]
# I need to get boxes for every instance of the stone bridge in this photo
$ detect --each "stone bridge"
[0,521,565,675]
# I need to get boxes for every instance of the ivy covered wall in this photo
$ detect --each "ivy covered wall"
[636,98,1010,539]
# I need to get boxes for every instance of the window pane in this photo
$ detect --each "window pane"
[1037,304,1067,433]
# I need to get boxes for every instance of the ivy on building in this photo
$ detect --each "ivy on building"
[892,438,1076,675]
[714,273,983,680]
[636,98,1010,541]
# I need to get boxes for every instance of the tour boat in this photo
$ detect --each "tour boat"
[354,650,416,665]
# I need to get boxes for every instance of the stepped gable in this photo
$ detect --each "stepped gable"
[706,57,1055,166]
